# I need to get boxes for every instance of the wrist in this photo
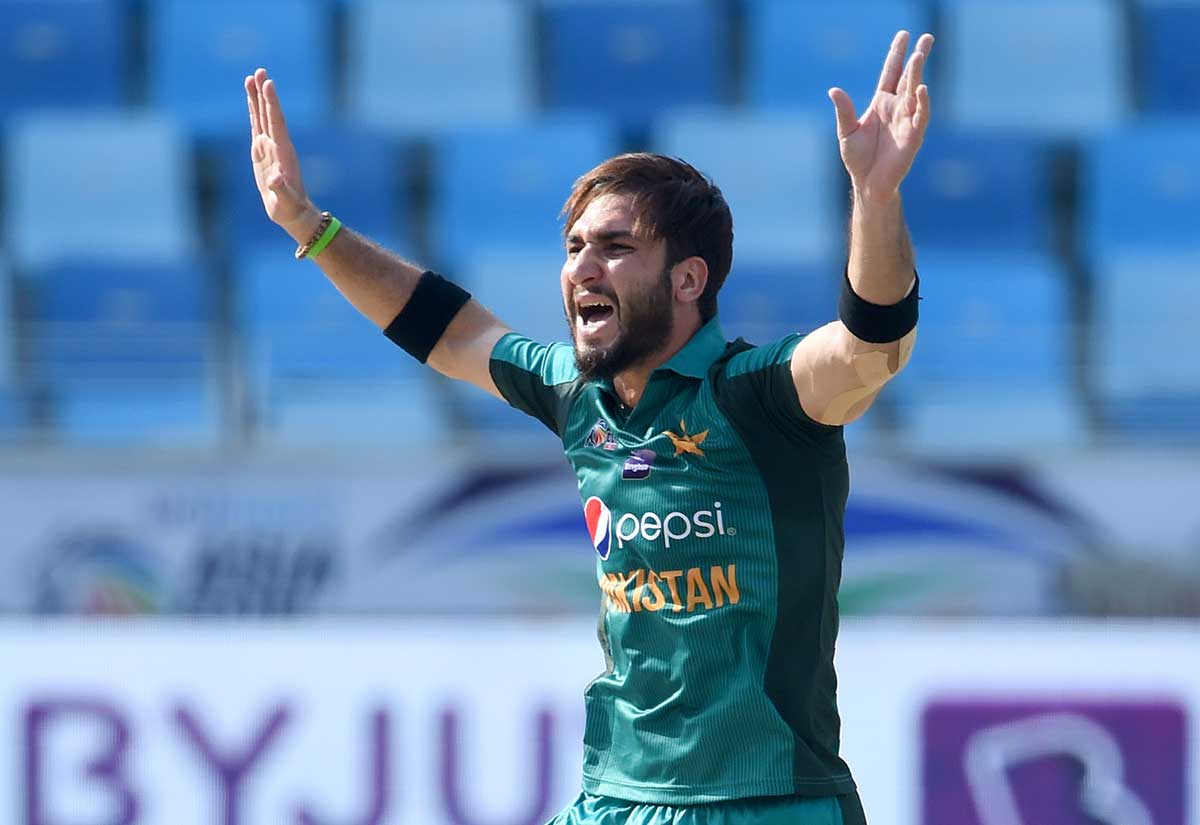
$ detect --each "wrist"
[282,204,323,245]
[851,184,901,210]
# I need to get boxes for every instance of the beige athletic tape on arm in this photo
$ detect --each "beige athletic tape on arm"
[821,327,917,423]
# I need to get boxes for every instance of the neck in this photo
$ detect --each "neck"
[612,313,703,408]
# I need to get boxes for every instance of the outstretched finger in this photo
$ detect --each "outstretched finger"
[914,32,935,58]
[899,51,924,109]
[245,75,264,140]
[263,78,292,147]
[828,88,859,139]
[912,84,931,134]
[901,33,934,98]
[876,30,909,95]
[254,67,270,139]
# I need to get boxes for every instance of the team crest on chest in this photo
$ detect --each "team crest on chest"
[589,418,620,451]
[663,419,709,458]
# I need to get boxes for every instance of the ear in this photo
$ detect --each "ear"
[672,256,709,306]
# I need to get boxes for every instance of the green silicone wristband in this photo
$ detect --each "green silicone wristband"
[306,216,342,259]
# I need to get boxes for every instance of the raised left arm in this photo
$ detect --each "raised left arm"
[792,31,933,426]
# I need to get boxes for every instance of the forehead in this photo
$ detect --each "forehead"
[567,192,642,238]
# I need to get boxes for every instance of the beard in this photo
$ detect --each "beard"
[566,267,674,382]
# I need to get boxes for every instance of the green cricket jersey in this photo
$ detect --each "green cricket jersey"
[489,317,856,805]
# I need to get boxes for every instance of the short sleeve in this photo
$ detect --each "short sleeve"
[489,333,582,437]
[712,335,844,458]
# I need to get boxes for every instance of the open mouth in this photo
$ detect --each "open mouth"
[579,304,615,326]
[576,296,616,331]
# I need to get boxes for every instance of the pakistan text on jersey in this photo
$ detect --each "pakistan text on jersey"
[599,565,740,614]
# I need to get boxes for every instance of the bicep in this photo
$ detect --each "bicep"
[426,300,511,399]
[789,321,916,426]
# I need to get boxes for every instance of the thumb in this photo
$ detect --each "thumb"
[266,168,302,203]
[828,88,858,139]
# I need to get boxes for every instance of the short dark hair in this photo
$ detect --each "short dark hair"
[561,153,733,322]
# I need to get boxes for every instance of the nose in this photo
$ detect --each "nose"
[565,244,603,286]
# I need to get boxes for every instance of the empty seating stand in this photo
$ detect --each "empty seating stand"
[1135,0,1200,114]
[745,0,929,113]
[943,0,1131,136]
[6,112,198,271]
[346,0,535,134]
[148,0,333,140]
[542,0,726,129]
[237,252,447,447]
[891,253,1086,451]
[0,0,126,118]
[23,261,219,445]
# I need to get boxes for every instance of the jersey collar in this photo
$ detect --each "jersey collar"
[592,316,726,402]
[655,316,726,379]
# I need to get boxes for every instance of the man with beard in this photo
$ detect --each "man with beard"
[246,29,933,825]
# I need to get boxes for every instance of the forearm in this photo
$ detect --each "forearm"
[846,188,915,307]
[791,190,919,426]
[282,209,423,330]
[279,208,508,393]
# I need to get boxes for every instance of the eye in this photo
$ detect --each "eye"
[566,245,582,258]
[608,244,634,255]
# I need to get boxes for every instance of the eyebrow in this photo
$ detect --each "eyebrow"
[566,229,638,245]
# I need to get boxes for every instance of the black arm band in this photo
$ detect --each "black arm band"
[837,267,920,343]
[383,271,472,363]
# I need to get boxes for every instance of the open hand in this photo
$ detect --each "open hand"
[245,68,319,240]
[829,31,934,201]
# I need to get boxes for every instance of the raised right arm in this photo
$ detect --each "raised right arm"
[245,68,509,398]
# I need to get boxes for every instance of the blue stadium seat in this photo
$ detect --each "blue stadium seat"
[347,0,534,134]
[0,385,27,441]
[238,253,448,446]
[0,261,14,388]
[6,112,197,270]
[1079,122,1200,263]
[1136,0,1200,114]
[1092,257,1200,437]
[892,253,1086,450]
[943,0,1130,136]
[0,0,125,118]
[745,0,929,112]
[219,127,415,259]
[429,119,618,272]
[655,110,837,265]
[0,259,25,441]
[720,261,838,346]
[903,129,1053,254]
[542,0,725,128]
[148,0,332,139]
[25,262,219,445]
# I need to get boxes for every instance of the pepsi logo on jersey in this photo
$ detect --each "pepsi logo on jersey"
[584,496,613,560]
[583,496,732,558]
